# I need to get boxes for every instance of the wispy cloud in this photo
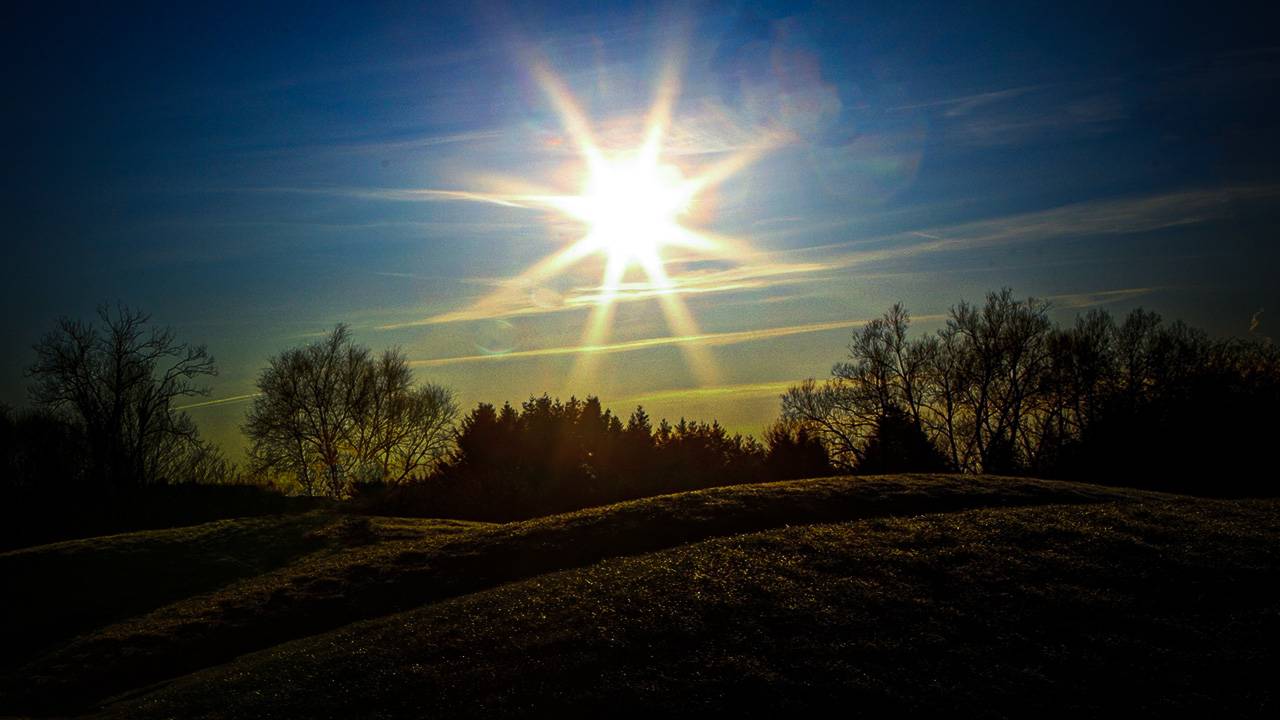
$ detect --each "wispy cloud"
[890,81,1127,148]
[234,186,536,209]
[751,216,806,228]
[233,129,508,159]
[793,184,1280,271]
[607,380,798,408]
[175,393,262,411]
[888,84,1049,114]
[408,317,881,368]
[398,278,1165,373]
[322,130,506,154]
[1047,287,1158,308]
[385,258,829,328]
[380,183,1276,329]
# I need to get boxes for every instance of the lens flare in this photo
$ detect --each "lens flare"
[420,54,777,389]
[576,158,690,265]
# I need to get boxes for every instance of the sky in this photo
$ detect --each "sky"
[4,0,1279,457]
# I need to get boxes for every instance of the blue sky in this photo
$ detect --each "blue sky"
[4,1,1279,455]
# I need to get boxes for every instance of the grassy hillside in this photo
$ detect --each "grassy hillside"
[2,475,1276,717]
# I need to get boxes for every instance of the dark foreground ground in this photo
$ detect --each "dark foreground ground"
[1,474,1277,717]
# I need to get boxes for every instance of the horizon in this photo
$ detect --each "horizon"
[5,1,1279,459]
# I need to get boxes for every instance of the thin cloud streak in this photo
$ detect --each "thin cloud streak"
[409,284,1166,370]
[390,184,1276,328]
[1047,287,1158,308]
[323,129,506,154]
[792,185,1280,272]
[233,186,537,208]
[233,129,508,158]
[887,84,1049,113]
[175,393,262,411]
[407,318,885,368]
[607,380,798,408]
[885,78,1128,148]
[383,259,829,328]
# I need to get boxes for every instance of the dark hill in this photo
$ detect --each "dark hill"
[1,475,1276,717]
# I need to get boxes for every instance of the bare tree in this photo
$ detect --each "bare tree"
[349,348,457,483]
[784,290,1280,491]
[27,304,218,486]
[783,290,1055,474]
[946,289,1052,472]
[782,304,937,470]
[243,325,457,497]
[780,378,869,469]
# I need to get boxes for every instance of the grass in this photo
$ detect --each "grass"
[0,484,328,551]
[0,511,341,669]
[1,474,1276,717]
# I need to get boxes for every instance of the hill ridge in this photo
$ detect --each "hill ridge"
[1,475,1260,717]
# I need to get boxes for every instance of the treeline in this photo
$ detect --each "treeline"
[362,396,832,521]
[0,306,297,548]
[1,308,828,531]
[784,289,1279,495]
[238,326,831,513]
[2,306,235,495]
[5,288,1277,539]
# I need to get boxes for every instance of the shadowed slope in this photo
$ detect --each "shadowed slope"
[0,512,343,668]
[101,498,1280,718]
[5,474,1125,714]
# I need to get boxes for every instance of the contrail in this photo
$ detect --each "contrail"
[175,393,262,410]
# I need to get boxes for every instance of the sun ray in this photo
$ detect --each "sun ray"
[515,234,602,284]
[663,225,725,253]
[682,141,777,197]
[639,58,682,165]
[639,254,720,386]
[424,236,601,324]
[390,189,536,208]
[568,250,629,389]
[410,54,779,389]
[590,250,630,337]
[531,62,604,169]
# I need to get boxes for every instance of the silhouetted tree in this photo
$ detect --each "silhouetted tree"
[945,289,1053,472]
[0,405,85,492]
[422,396,772,520]
[617,406,657,496]
[763,418,834,480]
[782,289,1280,495]
[655,418,767,491]
[243,325,456,497]
[782,302,945,469]
[856,406,951,475]
[26,304,218,487]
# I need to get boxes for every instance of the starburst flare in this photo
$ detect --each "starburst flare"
[426,56,776,389]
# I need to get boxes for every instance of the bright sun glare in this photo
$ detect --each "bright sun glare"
[424,57,776,388]
[574,156,691,265]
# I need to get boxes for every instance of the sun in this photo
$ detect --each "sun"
[416,56,776,389]
[569,155,693,267]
